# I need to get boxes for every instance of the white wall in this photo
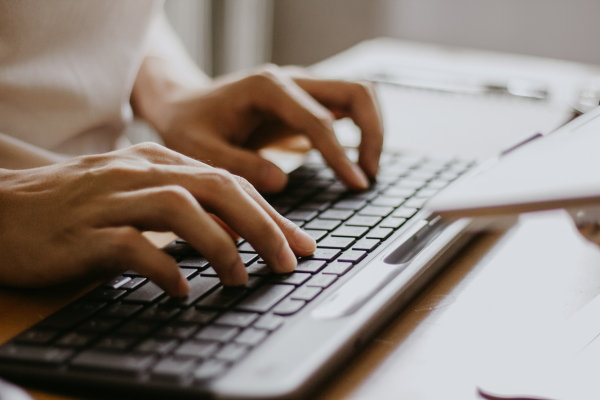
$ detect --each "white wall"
[272,0,600,66]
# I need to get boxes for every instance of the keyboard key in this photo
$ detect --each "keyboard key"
[304,219,341,231]
[370,197,405,208]
[0,344,73,365]
[352,239,380,252]
[302,229,328,241]
[234,328,268,346]
[104,276,131,289]
[331,226,368,238]
[285,210,318,221]
[178,256,210,270]
[294,259,326,274]
[322,261,354,275]
[392,207,418,218]
[39,302,106,329]
[415,188,439,198]
[319,209,354,220]
[273,299,306,316]
[151,356,196,382]
[117,320,159,336]
[180,268,198,280]
[317,236,355,250]
[200,267,218,277]
[163,242,194,256]
[196,286,247,309]
[101,302,143,318]
[196,326,240,343]
[139,305,180,321]
[298,201,331,212]
[404,197,428,208]
[70,351,155,375]
[78,317,120,333]
[174,341,219,359]
[269,272,311,286]
[306,274,338,288]
[56,332,96,348]
[358,206,394,217]
[193,359,228,381]
[333,199,367,210]
[244,276,265,289]
[395,179,427,189]
[246,262,273,276]
[426,180,449,190]
[94,335,136,351]
[215,343,249,362]
[122,269,143,276]
[366,228,394,240]
[288,219,305,228]
[135,338,178,355]
[379,217,406,229]
[215,311,259,328]
[157,323,198,339]
[345,215,381,227]
[383,187,415,198]
[177,309,218,324]
[345,190,379,201]
[290,286,321,301]
[83,288,127,302]
[235,284,294,313]
[120,277,146,290]
[15,329,58,345]
[253,314,284,331]
[301,248,341,262]
[237,242,255,253]
[240,253,259,266]
[162,276,220,307]
[338,250,367,263]
[123,282,164,303]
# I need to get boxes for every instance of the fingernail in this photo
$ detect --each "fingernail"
[176,274,190,297]
[351,164,370,189]
[278,246,297,273]
[294,228,316,254]
[261,164,288,192]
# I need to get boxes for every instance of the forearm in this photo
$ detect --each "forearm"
[131,10,211,133]
[0,132,64,169]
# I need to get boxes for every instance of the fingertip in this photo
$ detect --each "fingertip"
[278,246,298,273]
[260,163,288,193]
[349,163,370,190]
[175,274,190,297]
[221,259,248,287]
[294,228,316,255]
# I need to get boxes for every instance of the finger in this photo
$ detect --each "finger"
[233,175,316,256]
[244,68,370,190]
[98,185,249,286]
[197,136,289,193]
[141,167,298,274]
[293,78,384,178]
[94,226,190,296]
[578,224,600,245]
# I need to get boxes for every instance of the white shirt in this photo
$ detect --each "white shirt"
[0,0,163,156]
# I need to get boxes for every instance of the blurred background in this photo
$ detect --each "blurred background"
[165,0,600,76]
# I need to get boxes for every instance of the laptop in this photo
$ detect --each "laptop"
[6,103,598,398]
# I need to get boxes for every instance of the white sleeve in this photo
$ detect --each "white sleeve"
[144,10,211,87]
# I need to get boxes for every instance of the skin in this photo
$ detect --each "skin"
[0,144,317,297]
[131,61,384,193]
[0,60,384,296]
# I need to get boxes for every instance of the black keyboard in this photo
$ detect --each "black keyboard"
[0,152,474,394]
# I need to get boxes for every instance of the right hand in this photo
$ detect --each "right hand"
[0,143,316,296]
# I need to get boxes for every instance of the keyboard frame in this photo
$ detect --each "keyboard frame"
[0,153,483,399]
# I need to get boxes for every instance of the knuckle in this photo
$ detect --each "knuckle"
[159,185,196,211]
[234,175,256,193]
[354,80,376,97]
[204,168,237,191]
[132,142,166,155]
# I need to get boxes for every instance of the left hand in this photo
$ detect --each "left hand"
[133,62,383,193]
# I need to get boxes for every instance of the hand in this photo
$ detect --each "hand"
[132,62,383,193]
[0,143,316,296]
